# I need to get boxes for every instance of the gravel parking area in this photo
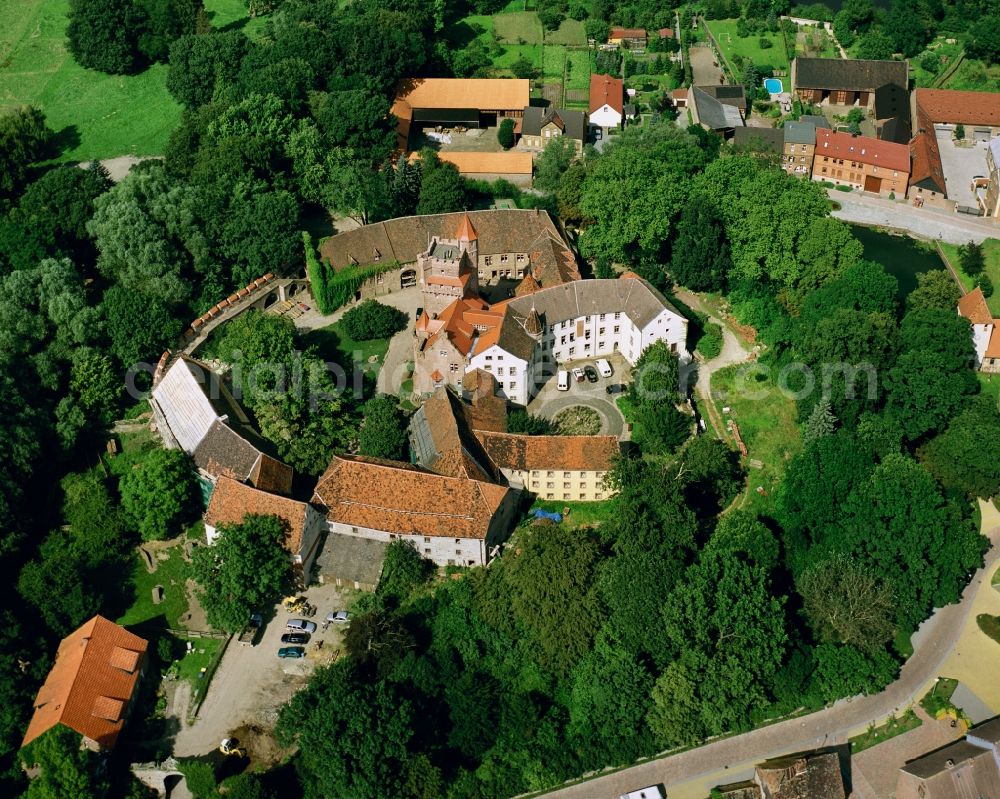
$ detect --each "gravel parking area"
[172,581,356,757]
[527,353,631,438]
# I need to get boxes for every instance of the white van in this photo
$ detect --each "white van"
[557,370,570,391]
[596,358,613,378]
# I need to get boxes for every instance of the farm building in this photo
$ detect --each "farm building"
[791,57,907,109]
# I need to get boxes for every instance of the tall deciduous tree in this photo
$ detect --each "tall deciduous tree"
[192,514,293,632]
[0,106,54,198]
[119,448,199,541]
[167,32,252,109]
[66,0,144,74]
[359,395,408,461]
[920,398,1000,499]
[669,192,731,291]
[907,269,961,311]
[22,726,107,799]
[416,151,466,215]
[534,136,578,193]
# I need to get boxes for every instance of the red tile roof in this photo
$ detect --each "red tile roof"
[455,212,477,242]
[204,476,312,557]
[986,325,1000,359]
[610,27,647,40]
[909,130,946,194]
[23,616,148,750]
[914,89,1000,126]
[312,455,511,539]
[958,286,993,326]
[659,28,675,38]
[474,432,621,472]
[814,129,910,173]
[590,73,624,115]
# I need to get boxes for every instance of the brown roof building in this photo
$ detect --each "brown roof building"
[608,27,647,47]
[590,73,625,128]
[957,285,1000,372]
[812,129,910,197]
[896,739,1000,799]
[716,752,845,799]
[22,617,148,752]
[203,476,326,580]
[311,455,518,567]
[791,57,908,109]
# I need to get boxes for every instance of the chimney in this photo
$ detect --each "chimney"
[945,759,955,768]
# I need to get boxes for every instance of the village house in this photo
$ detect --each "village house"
[896,717,1000,799]
[715,751,845,799]
[782,119,825,176]
[608,27,647,49]
[391,78,530,150]
[150,355,293,494]
[22,616,148,753]
[957,286,1000,372]
[519,106,587,154]
[590,73,625,129]
[203,475,326,583]
[811,129,910,196]
[791,57,908,110]
[689,85,746,137]
[311,454,518,567]
[318,209,578,302]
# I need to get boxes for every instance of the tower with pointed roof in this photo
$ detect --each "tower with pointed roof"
[417,213,480,316]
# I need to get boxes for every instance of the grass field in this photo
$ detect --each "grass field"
[911,35,965,88]
[940,239,1000,314]
[795,26,838,59]
[546,18,587,46]
[703,18,790,73]
[530,499,616,530]
[943,57,1000,93]
[565,49,591,90]
[302,320,391,379]
[0,0,181,161]
[118,544,194,632]
[710,363,801,514]
[495,11,543,44]
[203,0,268,36]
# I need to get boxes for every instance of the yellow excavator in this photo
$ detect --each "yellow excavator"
[282,595,316,616]
[219,738,246,758]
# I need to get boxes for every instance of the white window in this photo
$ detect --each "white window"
[501,254,509,263]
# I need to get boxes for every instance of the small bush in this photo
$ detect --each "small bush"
[696,323,724,359]
[759,37,773,49]
[835,184,852,192]
[340,300,407,341]
[498,118,516,149]
[977,274,994,298]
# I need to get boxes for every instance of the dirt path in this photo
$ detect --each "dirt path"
[76,155,160,182]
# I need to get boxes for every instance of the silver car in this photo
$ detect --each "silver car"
[326,611,350,624]
[286,619,317,633]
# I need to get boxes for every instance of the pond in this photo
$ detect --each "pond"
[849,224,946,303]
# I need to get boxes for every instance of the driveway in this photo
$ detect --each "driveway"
[171,581,354,758]
[526,354,630,438]
[934,128,990,208]
[689,44,724,86]
[829,189,996,245]
[537,512,1000,799]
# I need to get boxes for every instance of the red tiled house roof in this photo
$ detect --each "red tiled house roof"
[590,73,624,115]
[473,431,621,472]
[204,475,313,557]
[23,616,147,751]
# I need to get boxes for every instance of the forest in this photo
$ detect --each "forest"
[0,0,997,797]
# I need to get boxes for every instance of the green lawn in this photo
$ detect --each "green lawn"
[940,239,1000,315]
[943,57,1000,93]
[978,372,1000,409]
[911,35,965,88]
[977,614,1000,646]
[920,677,960,717]
[795,25,837,59]
[203,0,267,37]
[703,18,790,74]
[494,11,543,44]
[546,18,587,46]
[302,320,391,378]
[117,542,194,633]
[530,499,616,530]
[710,363,802,514]
[849,710,922,753]
[0,0,182,161]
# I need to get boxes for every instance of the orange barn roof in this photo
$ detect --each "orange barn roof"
[23,616,147,751]
[392,78,530,119]
[434,151,534,176]
[958,286,993,326]
[914,89,1000,126]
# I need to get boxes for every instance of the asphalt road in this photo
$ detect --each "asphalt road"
[829,190,996,245]
[537,522,1000,799]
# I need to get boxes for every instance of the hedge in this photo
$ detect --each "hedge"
[303,230,398,314]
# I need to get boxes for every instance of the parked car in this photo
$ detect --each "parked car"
[326,610,350,624]
[584,365,599,383]
[572,367,586,382]
[277,646,306,658]
[557,370,569,391]
[596,358,613,378]
[286,619,317,633]
[281,632,310,644]
[605,383,626,395]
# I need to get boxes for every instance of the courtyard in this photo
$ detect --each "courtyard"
[934,126,991,208]
[526,351,632,438]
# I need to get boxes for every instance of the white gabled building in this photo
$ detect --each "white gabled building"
[467,276,689,406]
[958,285,1000,373]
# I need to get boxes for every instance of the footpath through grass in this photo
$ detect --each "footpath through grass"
[940,239,1000,315]
[710,363,801,514]
[0,0,181,161]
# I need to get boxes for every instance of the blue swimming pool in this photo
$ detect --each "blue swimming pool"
[764,78,783,94]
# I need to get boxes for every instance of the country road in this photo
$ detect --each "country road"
[537,519,1000,799]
